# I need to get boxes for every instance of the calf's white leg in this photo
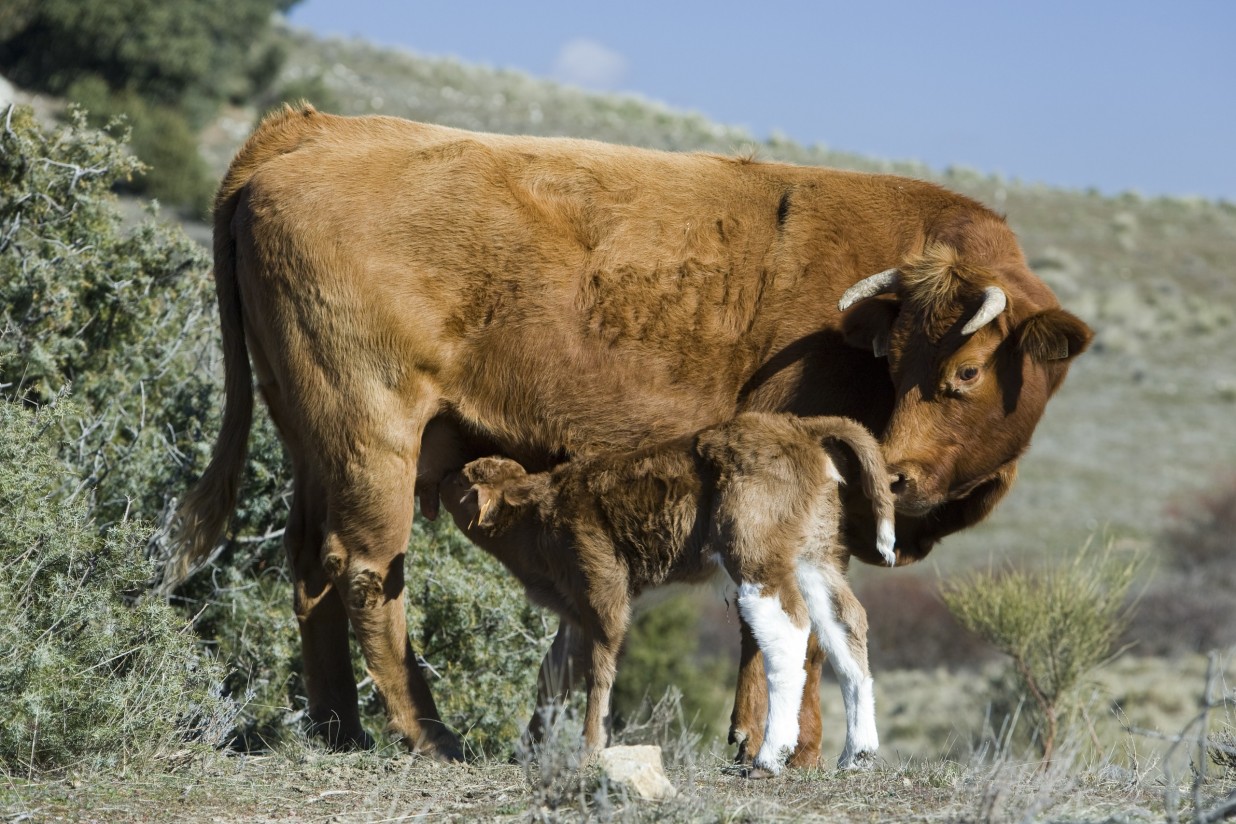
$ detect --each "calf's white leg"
[796,563,878,769]
[736,582,810,776]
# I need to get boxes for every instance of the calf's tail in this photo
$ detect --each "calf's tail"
[813,417,897,565]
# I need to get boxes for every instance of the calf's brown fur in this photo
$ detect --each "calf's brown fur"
[440,412,895,775]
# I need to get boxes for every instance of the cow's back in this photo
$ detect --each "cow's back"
[224,108,962,463]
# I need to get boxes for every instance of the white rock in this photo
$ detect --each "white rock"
[597,745,677,801]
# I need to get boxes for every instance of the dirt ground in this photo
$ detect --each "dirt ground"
[4,706,1233,824]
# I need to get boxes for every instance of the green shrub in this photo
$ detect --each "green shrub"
[0,0,299,110]
[940,541,1141,762]
[0,104,296,747]
[0,399,230,773]
[0,103,217,526]
[66,75,215,215]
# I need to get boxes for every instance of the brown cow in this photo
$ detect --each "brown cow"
[438,413,894,776]
[173,104,1091,761]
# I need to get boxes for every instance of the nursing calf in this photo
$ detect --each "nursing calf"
[440,412,895,775]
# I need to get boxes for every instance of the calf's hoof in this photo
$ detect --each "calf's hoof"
[838,750,878,771]
[742,766,778,780]
[728,728,755,767]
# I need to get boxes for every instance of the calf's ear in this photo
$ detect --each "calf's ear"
[1016,308,1092,363]
[841,299,899,357]
[474,484,502,527]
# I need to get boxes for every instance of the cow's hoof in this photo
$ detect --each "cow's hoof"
[422,737,466,763]
[307,717,375,752]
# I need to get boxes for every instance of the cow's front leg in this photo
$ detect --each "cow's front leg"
[328,536,463,761]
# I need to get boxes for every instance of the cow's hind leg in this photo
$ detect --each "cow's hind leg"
[320,418,463,761]
[286,473,370,750]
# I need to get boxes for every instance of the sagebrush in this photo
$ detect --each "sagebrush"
[941,540,1141,762]
[0,103,555,760]
[0,399,230,773]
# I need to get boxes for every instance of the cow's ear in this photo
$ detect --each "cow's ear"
[841,299,899,357]
[1016,308,1093,363]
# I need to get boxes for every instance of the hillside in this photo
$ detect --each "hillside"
[3,20,1235,823]
[199,24,1236,574]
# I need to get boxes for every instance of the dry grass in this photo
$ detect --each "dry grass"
[3,653,1231,822]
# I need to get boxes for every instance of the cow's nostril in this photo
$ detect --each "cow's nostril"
[889,472,908,496]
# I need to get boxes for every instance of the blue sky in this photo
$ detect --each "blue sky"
[287,1,1235,201]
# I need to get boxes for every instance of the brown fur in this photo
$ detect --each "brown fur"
[439,412,893,764]
[172,106,1090,759]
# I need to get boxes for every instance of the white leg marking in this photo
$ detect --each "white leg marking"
[796,564,879,769]
[877,518,897,566]
[737,582,809,775]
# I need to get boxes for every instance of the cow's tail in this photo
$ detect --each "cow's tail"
[814,417,898,566]
[166,103,324,587]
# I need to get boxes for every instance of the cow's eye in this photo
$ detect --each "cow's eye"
[957,365,980,383]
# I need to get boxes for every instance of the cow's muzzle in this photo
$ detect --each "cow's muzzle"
[887,465,937,517]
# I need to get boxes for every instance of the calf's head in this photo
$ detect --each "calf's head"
[840,240,1091,518]
[442,455,543,535]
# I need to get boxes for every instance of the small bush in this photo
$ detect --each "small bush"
[941,541,1141,762]
[1,104,293,752]
[0,399,229,773]
[0,103,216,527]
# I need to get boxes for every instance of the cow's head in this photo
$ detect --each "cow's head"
[839,240,1091,519]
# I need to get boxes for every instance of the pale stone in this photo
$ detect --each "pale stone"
[597,745,677,801]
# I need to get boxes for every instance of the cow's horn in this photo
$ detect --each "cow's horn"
[961,286,1008,335]
[838,268,899,312]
